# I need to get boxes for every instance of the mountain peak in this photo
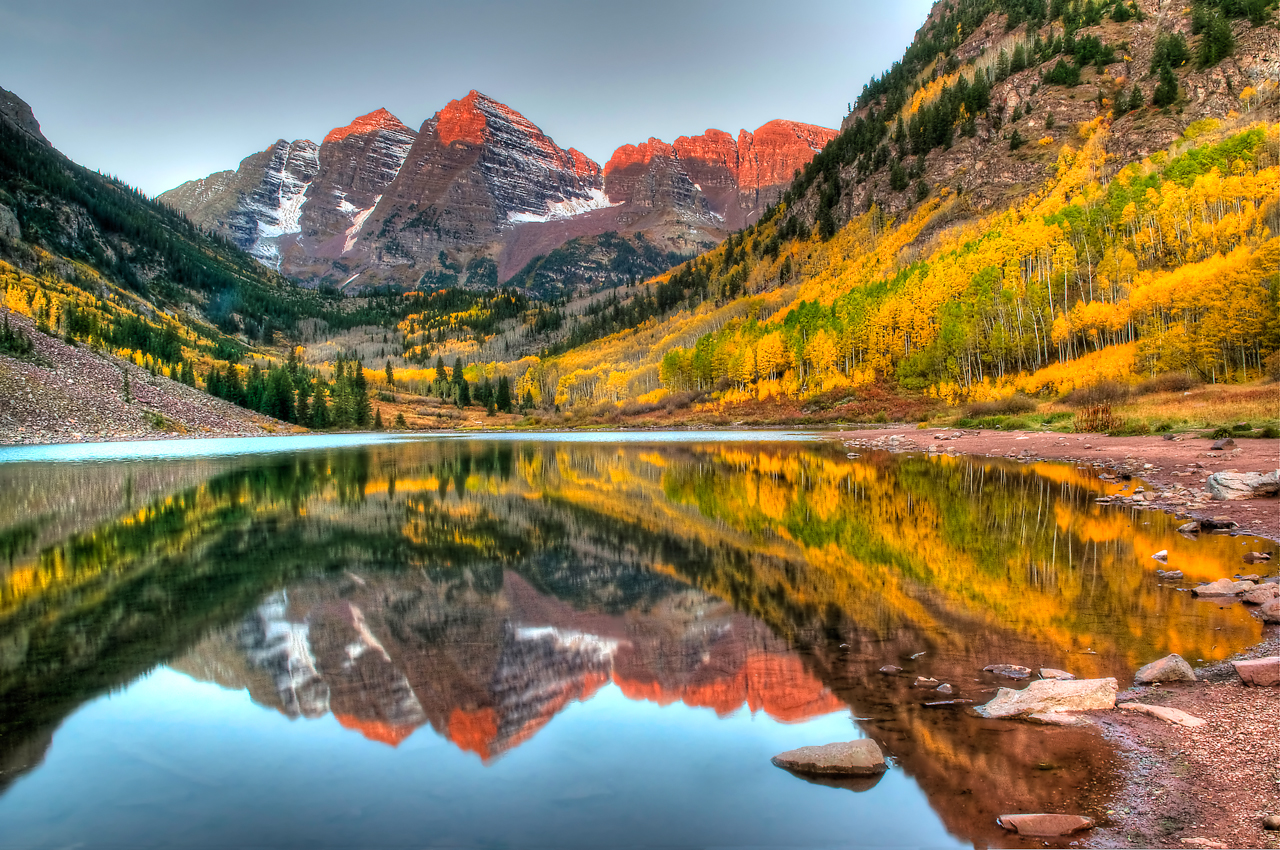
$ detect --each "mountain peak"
[323,108,411,144]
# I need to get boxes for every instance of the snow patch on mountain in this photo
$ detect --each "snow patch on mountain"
[507,188,618,224]
[343,195,381,254]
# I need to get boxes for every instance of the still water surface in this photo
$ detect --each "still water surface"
[0,433,1270,848]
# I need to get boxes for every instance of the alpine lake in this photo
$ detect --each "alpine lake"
[0,432,1271,849]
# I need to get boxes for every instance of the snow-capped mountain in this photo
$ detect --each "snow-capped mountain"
[160,92,836,291]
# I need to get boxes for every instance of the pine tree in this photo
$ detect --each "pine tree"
[1153,63,1179,107]
[385,361,395,387]
[310,384,328,428]
[496,375,512,413]
[1127,86,1145,113]
[373,408,384,430]
[353,362,371,427]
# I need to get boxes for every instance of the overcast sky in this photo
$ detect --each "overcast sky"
[0,0,933,197]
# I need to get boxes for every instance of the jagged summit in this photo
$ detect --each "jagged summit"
[160,93,837,292]
[323,108,412,144]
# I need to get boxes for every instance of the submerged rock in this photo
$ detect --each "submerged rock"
[997,813,1095,837]
[935,683,955,695]
[1151,549,1169,562]
[1155,569,1185,581]
[983,664,1032,680]
[878,665,902,674]
[1039,668,1075,681]
[1027,711,1093,726]
[1134,654,1197,685]
[1177,521,1201,534]
[771,739,887,776]
[1242,551,1273,564]
[913,676,940,688]
[976,678,1118,718]
[1119,702,1206,727]
[1231,656,1280,687]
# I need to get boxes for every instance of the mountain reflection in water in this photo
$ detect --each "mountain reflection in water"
[0,435,1269,848]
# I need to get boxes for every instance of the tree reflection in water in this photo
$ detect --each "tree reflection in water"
[0,437,1268,845]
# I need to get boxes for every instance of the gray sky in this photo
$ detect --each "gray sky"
[0,0,933,197]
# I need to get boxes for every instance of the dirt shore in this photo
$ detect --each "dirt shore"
[833,427,1280,849]
[835,427,1280,542]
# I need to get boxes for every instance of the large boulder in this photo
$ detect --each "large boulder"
[1253,598,1280,624]
[1192,578,1256,597]
[771,739,887,776]
[1133,654,1197,685]
[1206,470,1280,500]
[1231,657,1280,687]
[976,678,1118,719]
[997,814,1095,837]
[1243,584,1280,605]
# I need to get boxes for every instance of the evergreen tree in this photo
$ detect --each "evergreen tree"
[295,376,311,426]
[496,375,512,413]
[1127,85,1145,113]
[373,408,384,430]
[455,378,471,408]
[353,363,372,427]
[1153,63,1179,107]
[1196,11,1234,68]
[206,367,223,398]
[522,389,535,411]
[434,355,447,397]
[223,363,245,406]
[452,357,465,387]
[310,380,330,429]
[263,368,295,422]
[889,160,909,192]
[1009,129,1026,150]
[385,361,395,387]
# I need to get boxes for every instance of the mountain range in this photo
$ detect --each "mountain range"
[159,91,836,293]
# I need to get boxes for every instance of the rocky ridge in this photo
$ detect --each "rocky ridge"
[160,92,836,292]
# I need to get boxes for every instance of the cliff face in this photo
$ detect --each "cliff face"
[159,93,836,292]
[296,109,416,265]
[159,138,320,270]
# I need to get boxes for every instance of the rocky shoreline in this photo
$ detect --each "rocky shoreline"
[834,427,1280,849]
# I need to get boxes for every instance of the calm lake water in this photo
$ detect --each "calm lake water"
[0,433,1271,849]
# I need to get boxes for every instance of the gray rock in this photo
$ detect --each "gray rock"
[913,676,940,688]
[935,683,955,695]
[983,663,1032,679]
[997,814,1095,837]
[879,665,902,674]
[1210,438,1236,450]
[976,678,1118,718]
[771,739,887,776]
[1151,549,1169,561]
[1206,470,1280,500]
[0,203,19,241]
[1134,654,1197,685]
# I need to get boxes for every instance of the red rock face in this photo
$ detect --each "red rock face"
[323,108,414,145]
[736,120,837,194]
[602,120,836,229]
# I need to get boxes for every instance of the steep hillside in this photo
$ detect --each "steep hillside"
[462,0,1280,421]
[160,92,835,294]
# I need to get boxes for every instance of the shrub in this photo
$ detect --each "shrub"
[1154,422,1172,432]
[1043,59,1081,87]
[1231,422,1251,432]
[1136,372,1198,395]
[964,394,1038,417]
[1209,426,1233,439]
[1261,426,1279,439]
[1062,380,1131,406]
[1074,404,1121,433]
